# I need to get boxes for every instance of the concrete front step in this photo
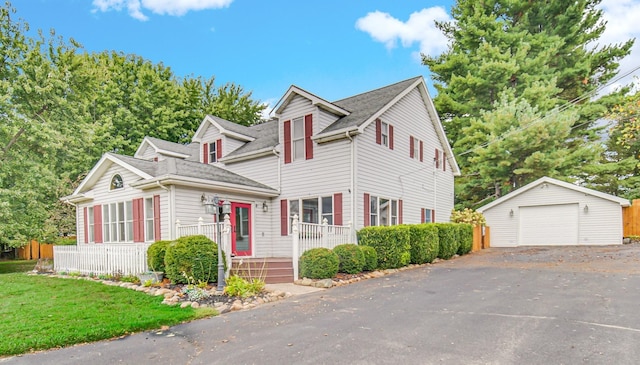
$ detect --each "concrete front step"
[231,257,294,284]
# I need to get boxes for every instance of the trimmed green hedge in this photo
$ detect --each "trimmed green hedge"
[147,240,171,273]
[434,223,459,260]
[357,225,411,269]
[360,245,378,271]
[164,235,226,284]
[333,244,365,274]
[409,224,440,264]
[299,248,339,279]
[457,224,474,255]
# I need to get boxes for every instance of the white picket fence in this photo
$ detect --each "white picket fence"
[53,243,152,275]
[292,215,354,280]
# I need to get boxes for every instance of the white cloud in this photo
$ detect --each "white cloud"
[92,0,233,20]
[597,0,640,92]
[355,7,452,57]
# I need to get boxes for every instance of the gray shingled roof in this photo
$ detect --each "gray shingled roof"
[207,115,257,139]
[224,119,278,158]
[321,76,421,134]
[145,137,195,156]
[108,153,276,191]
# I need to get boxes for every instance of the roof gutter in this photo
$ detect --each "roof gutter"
[312,128,360,144]
[220,146,276,164]
[131,175,280,198]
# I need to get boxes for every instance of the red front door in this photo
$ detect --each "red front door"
[231,202,252,256]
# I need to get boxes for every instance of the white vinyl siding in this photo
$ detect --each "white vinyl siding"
[357,88,454,228]
[225,155,279,190]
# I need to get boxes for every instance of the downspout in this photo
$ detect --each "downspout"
[346,131,356,242]
[155,181,172,239]
[273,147,281,192]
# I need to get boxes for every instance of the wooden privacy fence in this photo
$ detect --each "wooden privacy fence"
[623,199,640,237]
[472,225,490,252]
[17,240,54,260]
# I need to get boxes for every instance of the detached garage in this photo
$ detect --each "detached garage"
[477,176,630,247]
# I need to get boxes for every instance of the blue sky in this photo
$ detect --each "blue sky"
[12,0,640,112]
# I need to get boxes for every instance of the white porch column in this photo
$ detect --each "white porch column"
[321,218,328,248]
[175,219,181,238]
[197,217,203,234]
[292,214,300,281]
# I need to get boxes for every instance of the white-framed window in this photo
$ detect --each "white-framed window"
[88,207,95,243]
[102,205,110,242]
[110,174,124,190]
[380,122,389,147]
[422,208,434,223]
[209,142,217,163]
[370,196,399,227]
[289,195,333,232]
[413,138,420,160]
[292,117,305,161]
[125,201,133,241]
[145,197,155,242]
[109,203,117,242]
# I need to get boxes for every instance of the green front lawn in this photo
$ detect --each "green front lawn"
[0,260,37,274]
[0,273,215,356]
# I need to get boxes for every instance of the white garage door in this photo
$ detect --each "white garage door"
[519,204,579,245]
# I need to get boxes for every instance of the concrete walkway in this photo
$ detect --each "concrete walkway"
[264,283,325,296]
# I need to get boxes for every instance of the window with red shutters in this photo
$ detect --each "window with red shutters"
[363,193,370,226]
[284,120,292,164]
[333,193,343,226]
[304,114,313,160]
[94,204,103,243]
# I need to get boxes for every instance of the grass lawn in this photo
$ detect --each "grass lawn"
[0,260,37,274]
[0,273,216,356]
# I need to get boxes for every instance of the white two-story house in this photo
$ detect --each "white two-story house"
[61,76,460,282]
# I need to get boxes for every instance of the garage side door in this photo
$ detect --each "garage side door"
[519,204,579,245]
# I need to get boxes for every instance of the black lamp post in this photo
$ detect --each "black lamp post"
[203,195,232,291]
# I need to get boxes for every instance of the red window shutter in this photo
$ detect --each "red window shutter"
[432,210,436,223]
[420,141,424,162]
[409,137,414,158]
[203,143,209,164]
[389,124,394,150]
[216,139,222,160]
[153,195,161,241]
[304,114,313,160]
[375,119,381,145]
[443,152,446,171]
[280,199,288,236]
[83,207,88,243]
[284,120,292,164]
[421,208,425,223]
[435,148,440,169]
[364,193,370,227]
[334,193,343,226]
[94,204,103,243]
[132,198,142,243]
[398,200,403,224]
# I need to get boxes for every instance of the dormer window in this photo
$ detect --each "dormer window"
[283,114,313,164]
[110,174,124,190]
[209,142,217,163]
[292,117,305,161]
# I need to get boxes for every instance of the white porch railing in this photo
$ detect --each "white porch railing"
[53,243,152,275]
[292,214,354,281]
[176,215,232,279]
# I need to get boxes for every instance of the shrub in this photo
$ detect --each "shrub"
[164,235,226,284]
[359,245,378,271]
[333,244,365,274]
[224,275,265,298]
[299,248,339,279]
[450,208,486,226]
[357,225,411,269]
[434,223,459,260]
[147,240,172,272]
[54,237,77,245]
[409,224,440,264]
[457,223,474,255]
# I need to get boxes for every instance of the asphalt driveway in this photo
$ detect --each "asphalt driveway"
[5,245,640,364]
